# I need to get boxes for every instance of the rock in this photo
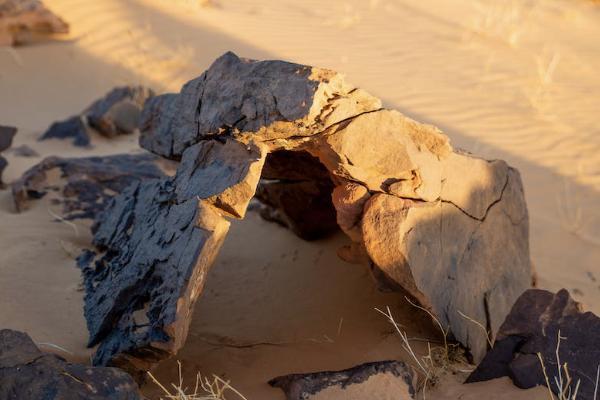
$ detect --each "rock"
[40,86,155,147]
[0,125,16,185]
[467,289,600,399]
[0,0,69,46]
[12,153,169,219]
[10,144,39,157]
[82,52,531,370]
[269,360,416,400]
[40,115,91,147]
[0,329,142,400]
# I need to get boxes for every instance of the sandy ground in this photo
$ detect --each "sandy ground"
[1,0,599,399]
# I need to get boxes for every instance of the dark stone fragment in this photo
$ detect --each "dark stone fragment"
[39,115,91,147]
[10,144,39,157]
[12,153,167,220]
[0,125,17,185]
[86,86,155,137]
[139,51,318,159]
[0,329,142,400]
[467,289,600,400]
[269,360,416,400]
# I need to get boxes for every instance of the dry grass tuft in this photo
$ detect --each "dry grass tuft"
[147,361,247,400]
[376,298,469,399]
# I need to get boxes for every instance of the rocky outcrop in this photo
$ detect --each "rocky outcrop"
[80,52,531,370]
[0,0,68,46]
[40,86,155,147]
[12,153,170,219]
[0,125,16,186]
[0,329,141,400]
[269,360,416,400]
[467,289,600,400]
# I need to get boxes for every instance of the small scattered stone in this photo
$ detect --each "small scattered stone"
[0,125,16,185]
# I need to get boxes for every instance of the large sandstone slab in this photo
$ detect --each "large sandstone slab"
[0,329,141,400]
[467,289,600,399]
[81,52,531,370]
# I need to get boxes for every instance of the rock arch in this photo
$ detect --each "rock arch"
[78,52,531,373]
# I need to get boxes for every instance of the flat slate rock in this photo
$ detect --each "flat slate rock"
[467,289,600,400]
[0,125,16,185]
[82,52,531,370]
[0,0,69,46]
[0,329,141,400]
[40,86,155,147]
[12,153,169,220]
[269,360,416,400]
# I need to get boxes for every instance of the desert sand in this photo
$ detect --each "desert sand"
[1,0,599,399]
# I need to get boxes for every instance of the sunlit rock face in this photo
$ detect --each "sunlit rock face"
[79,52,531,372]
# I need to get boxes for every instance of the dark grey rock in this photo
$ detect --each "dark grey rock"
[39,115,90,147]
[269,360,416,400]
[467,289,600,400]
[0,329,142,400]
[0,125,17,185]
[12,153,168,220]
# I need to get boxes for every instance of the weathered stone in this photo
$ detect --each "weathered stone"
[269,360,416,400]
[77,146,235,374]
[40,115,91,147]
[0,0,68,46]
[10,144,39,157]
[40,86,155,147]
[467,289,600,399]
[82,52,531,370]
[0,125,16,185]
[86,86,155,138]
[12,153,169,220]
[0,329,141,400]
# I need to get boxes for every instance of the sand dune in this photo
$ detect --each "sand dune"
[1,0,599,398]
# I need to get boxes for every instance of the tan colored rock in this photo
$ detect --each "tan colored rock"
[332,182,370,241]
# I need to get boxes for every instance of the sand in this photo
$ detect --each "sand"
[0,0,598,399]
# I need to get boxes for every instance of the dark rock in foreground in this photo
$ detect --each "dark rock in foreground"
[40,86,155,147]
[0,125,17,186]
[0,329,141,400]
[467,289,600,400]
[269,360,416,400]
[12,153,169,220]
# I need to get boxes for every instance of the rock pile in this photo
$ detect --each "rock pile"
[79,52,532,372]
[0,0,68,46]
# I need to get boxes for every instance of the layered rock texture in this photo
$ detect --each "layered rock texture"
[269,360,416,400]
[40,86,155,147]
[468,289,600,399]
[0,0,68,46]
[0,329,141,400]
[0,125,16,186]
[80,52,531,371]
[12,154,169,220]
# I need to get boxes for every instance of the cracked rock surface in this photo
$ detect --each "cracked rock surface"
[467,289,600,399]
[81,52,531,370]
[269,360,416,400]
[0,0,68,46]
[0,329,141,400]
